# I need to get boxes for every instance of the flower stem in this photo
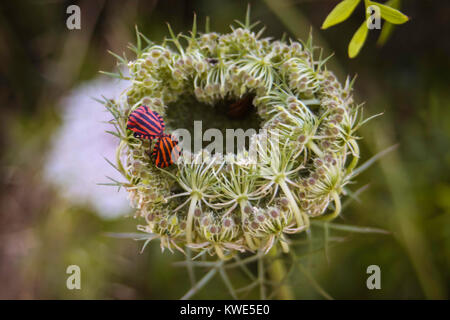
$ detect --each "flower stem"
[267,245,294,300]
[346,138,360,174]
[239,200,258,251]
[214,245,226,260]
[186,195,199,243]
[314,191,341,221]
[280,235,290,253]
[307,140,324,158]
[279,180,309,229]
[117,140,130,180]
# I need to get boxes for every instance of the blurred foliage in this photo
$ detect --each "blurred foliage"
[321,0,409,57]
[0,0,448,299]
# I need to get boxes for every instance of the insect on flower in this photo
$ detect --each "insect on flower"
[127,105,179,168]
[151,134,181,168]
[207,58,219,65]
[106,9,369,261]
[127,105,165,139]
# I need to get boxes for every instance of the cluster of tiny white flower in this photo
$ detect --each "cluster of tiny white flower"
[104,14,364,258]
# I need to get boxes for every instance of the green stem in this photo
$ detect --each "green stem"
[279,236,290,253]
[267,245,294,300]
[239,200,258,251]
[307,140,324,158]
[313,191,341,221]
[116,140,130,180]
[346,138,360,174]
[258,253,266,299]
[279,180,309,229]
[186,195,199,243]
[181,261,223,300]
[214,245,226,260]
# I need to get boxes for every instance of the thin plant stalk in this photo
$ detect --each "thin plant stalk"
[267,245,294,300]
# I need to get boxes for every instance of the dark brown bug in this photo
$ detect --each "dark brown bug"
[207,58,219,65]
[227,94,254,119]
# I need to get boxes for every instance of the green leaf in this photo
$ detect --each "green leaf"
[351,144,398,178]
[370,1,409,24]
[377,21,395,46]
[348,21,369,58]
[311,221,390,234]
[99,70,125,79]
[103,232,158,240]
[322,0,361,29]
[376,0,401,45]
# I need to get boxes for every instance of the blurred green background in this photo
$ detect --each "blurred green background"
[0,0,448,299]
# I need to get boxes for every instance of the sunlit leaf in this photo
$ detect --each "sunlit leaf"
[322,0,361,29]
[348,21,369,58]
[370,1,409,24]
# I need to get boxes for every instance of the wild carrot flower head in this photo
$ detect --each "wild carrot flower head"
[102,11,365,259]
